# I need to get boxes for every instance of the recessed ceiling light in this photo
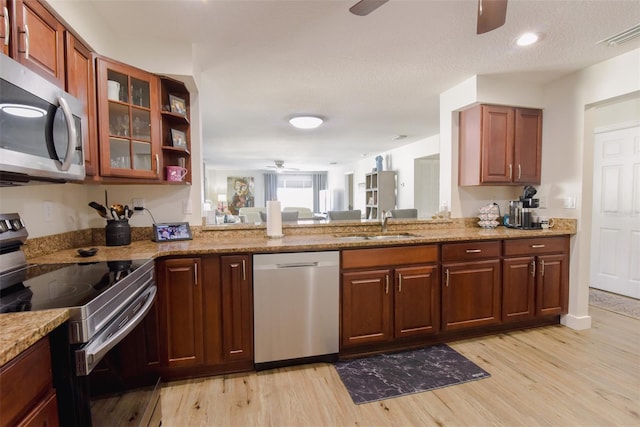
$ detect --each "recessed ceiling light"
[289,115,324,129]
[516,32,540,47]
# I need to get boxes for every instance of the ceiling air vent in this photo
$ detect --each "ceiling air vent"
[598,23,640,46]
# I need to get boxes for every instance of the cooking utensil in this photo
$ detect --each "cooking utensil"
[110,207,120,221]
[110,204,125,218]
[124,205,131,219]
[88,202,108,218]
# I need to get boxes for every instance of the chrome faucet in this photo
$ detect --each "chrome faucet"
[381,210,392,233]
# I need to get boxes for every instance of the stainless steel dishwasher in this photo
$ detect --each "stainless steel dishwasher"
[253,251,339,370]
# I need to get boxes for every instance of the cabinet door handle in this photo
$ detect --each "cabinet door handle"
[445,269,450,287]
[531,259,536,277]
[466,249,482,253]
[509,164,513,180]
[540,260,545,276]
[518,164,522,179]
[19,24,29,58]
[531,244,545,248]
[385,275,389,294]
[241,259,246,281]
[398,274,403,293]
[2,7,9,46]
[155,154,159,175]
[193,262,198,286]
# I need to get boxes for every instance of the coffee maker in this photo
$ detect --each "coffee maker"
[506,186,540,229]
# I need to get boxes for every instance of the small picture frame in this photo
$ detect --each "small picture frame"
[171,128,187,148]
[169,94,187,116]
[152,222,192,242]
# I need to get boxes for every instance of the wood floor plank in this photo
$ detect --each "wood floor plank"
[161,306,640,426]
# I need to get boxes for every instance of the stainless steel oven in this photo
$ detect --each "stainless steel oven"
[0,213,161,426]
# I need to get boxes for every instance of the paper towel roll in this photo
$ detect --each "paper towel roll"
[266,201,283,238]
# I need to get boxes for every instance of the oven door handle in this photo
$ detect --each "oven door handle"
[75,285,157,376]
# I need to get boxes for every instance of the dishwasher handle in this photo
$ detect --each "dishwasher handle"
[276,262,319,268]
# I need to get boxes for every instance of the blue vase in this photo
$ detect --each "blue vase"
[375,156,383,172]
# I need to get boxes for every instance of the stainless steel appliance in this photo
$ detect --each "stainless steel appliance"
[0,55,85,185]
[506,186,541,229]
[253,251,339,370]
[0,213,160,426]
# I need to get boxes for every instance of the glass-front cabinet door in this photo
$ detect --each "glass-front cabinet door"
[96,57,160,179]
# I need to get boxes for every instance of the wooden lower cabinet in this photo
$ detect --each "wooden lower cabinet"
[157,255,253,379]
[342,269,393,347]
[442,259,501,330]
[0,338,59,427]
[157,257,204,369]
[503,256,536,322]
[503,237,570,320]
[220,255,253,363]
[394,265,439,338]
[441,241,502,331]
[340,246,439,351]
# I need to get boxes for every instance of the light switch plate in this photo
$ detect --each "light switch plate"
[563,196,577,209]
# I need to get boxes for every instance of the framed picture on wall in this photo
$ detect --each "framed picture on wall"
[170,129,187,148]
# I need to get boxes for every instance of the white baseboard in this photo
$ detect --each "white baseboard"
[561,313,592,330]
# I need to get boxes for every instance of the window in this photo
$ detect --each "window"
[277,174,313,210]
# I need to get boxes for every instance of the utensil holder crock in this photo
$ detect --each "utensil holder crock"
[105,219,131,246]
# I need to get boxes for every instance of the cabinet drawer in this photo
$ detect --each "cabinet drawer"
[504,236,569,256]
[0,338,53,426]
[342,245,438,269]
[442,240,501,262]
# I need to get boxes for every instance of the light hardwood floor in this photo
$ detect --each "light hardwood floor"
[161,307,640,426]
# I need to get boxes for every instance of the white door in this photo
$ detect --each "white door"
[590,125,640,298]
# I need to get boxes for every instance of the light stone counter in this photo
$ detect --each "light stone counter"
[0,309,68,367]
[2,218,576,366]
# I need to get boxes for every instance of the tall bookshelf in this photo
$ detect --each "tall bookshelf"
[365,171,396,220]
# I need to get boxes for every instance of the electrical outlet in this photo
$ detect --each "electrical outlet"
[43,201,53,222]
[132,198,145,209]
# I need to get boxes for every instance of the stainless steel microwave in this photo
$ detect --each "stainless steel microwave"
[0,54,85,185]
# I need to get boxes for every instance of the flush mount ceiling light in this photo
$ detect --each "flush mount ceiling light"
[288,115,324,129]
[516,32,540,47]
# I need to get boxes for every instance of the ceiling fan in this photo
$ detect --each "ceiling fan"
[265,160,299,172]
[349,0,508,34]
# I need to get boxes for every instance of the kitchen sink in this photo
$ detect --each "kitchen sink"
[334,233,420,241]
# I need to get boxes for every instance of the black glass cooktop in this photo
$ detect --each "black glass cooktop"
[0,260,148,313]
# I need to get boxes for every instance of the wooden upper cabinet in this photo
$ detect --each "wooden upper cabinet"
[64,33,98,177]
[11,0,65,86]
[459,104,542,186]
[1,0,9,56]
[96,56,161,180]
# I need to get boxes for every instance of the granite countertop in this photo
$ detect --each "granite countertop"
[1,219,576,367]
[0,309,69,367]
[28,221,576,265]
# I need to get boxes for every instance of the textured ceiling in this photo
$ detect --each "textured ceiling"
[63,0,640,171]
